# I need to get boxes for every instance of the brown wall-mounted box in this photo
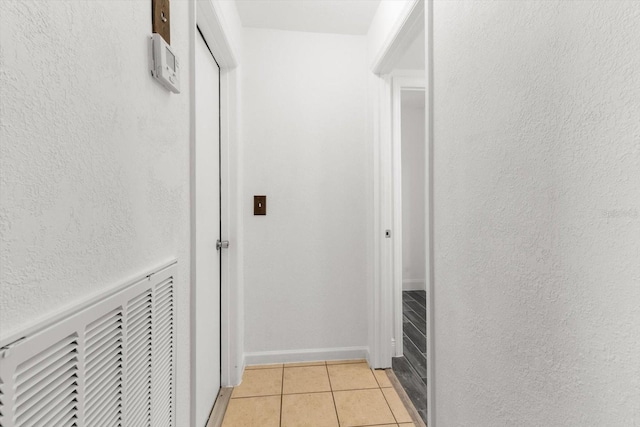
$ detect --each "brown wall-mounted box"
[152,0,171,44]
[254,195,267,215]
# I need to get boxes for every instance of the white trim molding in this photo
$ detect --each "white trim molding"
[425,2,435,426]
[370,72,394,370]
[369,1,426,370]
[196,1,237,69]
[190,1,243,426]
[371,0,425,75]
[244,347,370,367]
[369,1,435,426]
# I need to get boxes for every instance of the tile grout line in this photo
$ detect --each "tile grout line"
[246,360,364,370]
[400,356,423,382]
[325,361,342,427]
[351,424,408,427]
[404,302,426,339]
[371,368,383,388]
[403,296,427,353]
[404,321,427,345]
[279,365,284,427]
[373,368,400,426]
[403,332,424,359]
[230,386,385,400]
[403,304,417,314]
[403,292,416,303]
[404,307,426,325]
[402,310,427,333]
[282,364,326,369]
[405,314,426,330]
[351,425,398,427]
[403,293,427,378]
[379,382,399,426]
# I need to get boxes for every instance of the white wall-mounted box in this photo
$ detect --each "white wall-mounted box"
[149,33,180,93]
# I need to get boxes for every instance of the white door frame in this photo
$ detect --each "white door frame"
[391,75,425,358]
[189,1,243,425]
[370,0,435,426]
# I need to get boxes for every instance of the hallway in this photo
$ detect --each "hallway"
[2,0,639,426]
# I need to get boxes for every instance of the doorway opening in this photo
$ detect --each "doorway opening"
[392,85,427,424]
[369,0,430,424]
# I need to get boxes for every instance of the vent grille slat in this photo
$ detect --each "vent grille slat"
[86,343,123,376]
[0,378,5,424]
[15,365,78,420]
[47,404,77,427]
[13,334,79,427]
[2,266,175,427]
[23,395,77,427]
[128,293,152,315]
[155,297,172,314]
[86,356,122,396]
[127,359,150,385]
[124,290,152,427]
[91,405,122,427]
[129,404,150,427]
[86,327,122,361]
[86,310,122,342]
[152,279,174,427]
[84,308,124,427]
[15,354,77,405]
[15,335,78,385]
[86,372,121,413]
[86,389,121,426]
[127,326,153,358]
[155,329,172,347]
[86,352,123,392]
[127,309,151,331]
[128,340,151,371]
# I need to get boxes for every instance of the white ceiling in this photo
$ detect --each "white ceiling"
[234,0,382,35]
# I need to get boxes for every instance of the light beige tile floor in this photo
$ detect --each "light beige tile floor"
[222,360,417,427]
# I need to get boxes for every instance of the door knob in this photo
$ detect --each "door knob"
[216,240,230,250]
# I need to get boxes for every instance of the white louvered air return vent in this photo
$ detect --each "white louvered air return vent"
[0,262,176,427]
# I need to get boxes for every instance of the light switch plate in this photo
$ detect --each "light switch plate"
[254,196,267,215]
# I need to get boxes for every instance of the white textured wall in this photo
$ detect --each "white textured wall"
[0,1,191,424]
[401,104,426,291]
[433,1,640,425]
[242,29,369,356]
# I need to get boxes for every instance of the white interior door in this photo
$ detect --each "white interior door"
[194,31,221,427]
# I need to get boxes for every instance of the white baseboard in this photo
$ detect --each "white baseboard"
[403,279,426,291]
[244,346,370,367]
